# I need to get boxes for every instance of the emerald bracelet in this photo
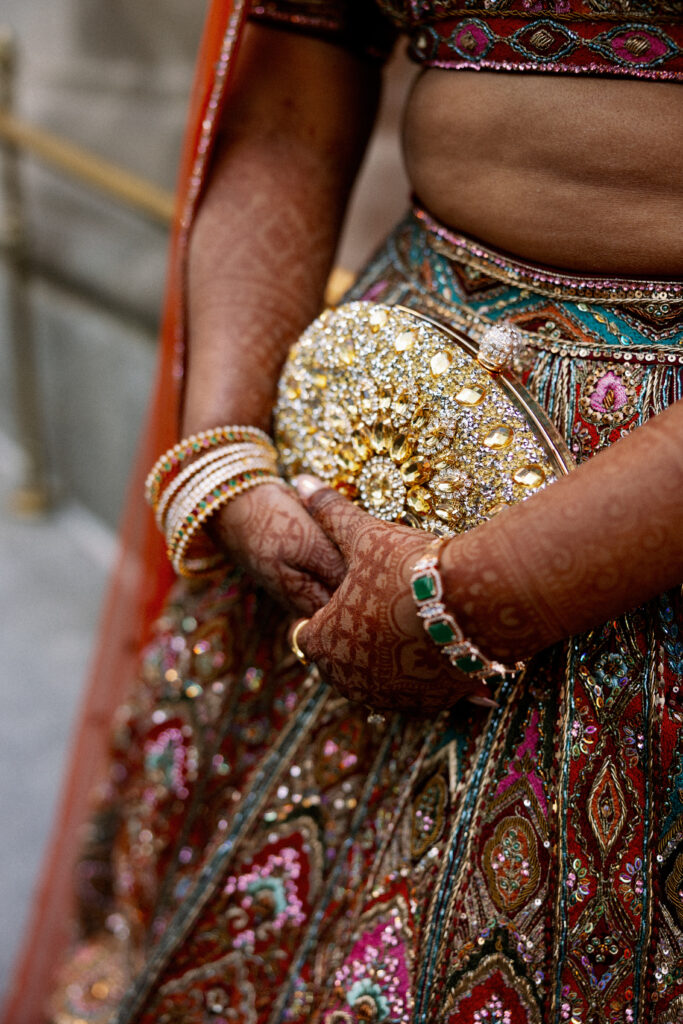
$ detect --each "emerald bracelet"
[410,540,523,681]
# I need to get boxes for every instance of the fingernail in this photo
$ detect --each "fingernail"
[292,474,325,500]
[467,696,499,708]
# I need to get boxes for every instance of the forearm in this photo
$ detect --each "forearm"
[442,399,683,662]
[185,140,342,433]
[183,26,381,435]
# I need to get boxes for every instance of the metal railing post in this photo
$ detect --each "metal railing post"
[0,28,50,515]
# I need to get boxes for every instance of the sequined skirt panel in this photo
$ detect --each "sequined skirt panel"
[50,210,683,1024]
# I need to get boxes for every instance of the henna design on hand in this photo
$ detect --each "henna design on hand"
[296,485,496,712]
[296,395,683,706]
[213,483,346,616]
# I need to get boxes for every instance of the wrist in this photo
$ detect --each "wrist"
[439,519,562,663]
[410,537,524,681]
[145,425,281,577]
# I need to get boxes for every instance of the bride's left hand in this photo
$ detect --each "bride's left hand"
[292,477,497,712]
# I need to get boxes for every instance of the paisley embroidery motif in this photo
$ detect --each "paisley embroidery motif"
[411,772,448,861]
[579,364,641,428]
[324,895,415,1024]
[587,761,627,857]
[664,850,683,927]
[483,817,541,913]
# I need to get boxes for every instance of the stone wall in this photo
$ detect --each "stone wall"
[1,0,412,528]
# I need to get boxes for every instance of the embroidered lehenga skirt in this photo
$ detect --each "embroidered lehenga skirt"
[49,209,683,1024]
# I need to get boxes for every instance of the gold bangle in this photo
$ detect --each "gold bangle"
[164,453,277,544]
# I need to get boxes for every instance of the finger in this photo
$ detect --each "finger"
[292,475,372,560]
[467,694,499,709]
[292,604,327,663]
[271,564,333,617]
[300,523,346,590]
[289,580,332,617]
[465,678,500,708]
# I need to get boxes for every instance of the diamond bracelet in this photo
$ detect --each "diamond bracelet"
[410,539,523,681]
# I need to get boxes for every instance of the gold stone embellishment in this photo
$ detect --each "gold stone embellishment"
[274,303,573,534]
[430,350,453,375]
[513,464,546,488]
[394,330,416,352]
[483,425,514,450]
[455,384,487,406]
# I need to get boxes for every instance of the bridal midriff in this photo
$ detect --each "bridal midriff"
[402,70,683,276]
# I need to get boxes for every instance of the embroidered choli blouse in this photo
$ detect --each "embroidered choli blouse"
[249,0,683,79]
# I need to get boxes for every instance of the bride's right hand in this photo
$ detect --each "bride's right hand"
[212,482,346,616]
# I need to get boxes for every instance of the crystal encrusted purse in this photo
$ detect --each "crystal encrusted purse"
[275,303,574,534]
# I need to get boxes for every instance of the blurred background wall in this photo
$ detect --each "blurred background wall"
[0,0,412,1001]
[0,0,205,525]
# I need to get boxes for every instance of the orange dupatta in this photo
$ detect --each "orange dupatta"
[1,3,247,1020]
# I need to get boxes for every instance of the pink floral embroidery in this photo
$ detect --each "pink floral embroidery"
[495,709,547,812]
[223,846,307,950]
[327,917,413,1022]
[589,370,628,415]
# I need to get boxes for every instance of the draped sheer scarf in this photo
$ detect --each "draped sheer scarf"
[1,3,247,1020]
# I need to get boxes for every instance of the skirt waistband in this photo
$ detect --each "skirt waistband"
[413,205,683,307]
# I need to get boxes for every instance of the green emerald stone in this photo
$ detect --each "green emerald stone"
[427,618,457,645]
[455,654,486,674]
[412,573,437,603]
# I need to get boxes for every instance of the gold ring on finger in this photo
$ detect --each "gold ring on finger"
[289,618,310,665]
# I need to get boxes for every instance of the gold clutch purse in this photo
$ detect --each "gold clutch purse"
[274,303,574,534]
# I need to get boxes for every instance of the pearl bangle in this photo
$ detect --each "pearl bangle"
[155,443,270,529]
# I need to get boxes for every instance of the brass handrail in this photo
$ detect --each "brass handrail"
[0,30,50,514]
[0,110,175,225]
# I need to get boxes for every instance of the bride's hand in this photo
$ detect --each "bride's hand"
[212,482,346,616]
[292,478,497,712]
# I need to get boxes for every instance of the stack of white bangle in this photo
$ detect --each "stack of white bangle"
[145,425,281,577]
